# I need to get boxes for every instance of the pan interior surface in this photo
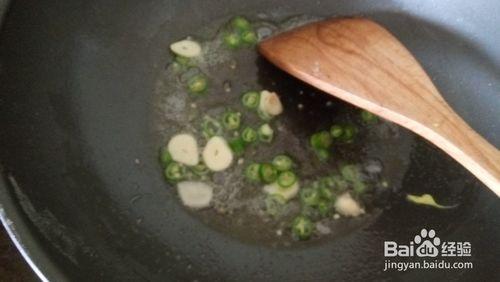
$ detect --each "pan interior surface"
[0,0,499,281]
[153,14,417,246]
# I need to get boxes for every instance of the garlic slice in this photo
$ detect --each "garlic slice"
[170,39,202,58]
[335,193,365,217]
[202,136,233,171]
[168,134,199,166]
[259,90,283,116]
[177,181,213,209]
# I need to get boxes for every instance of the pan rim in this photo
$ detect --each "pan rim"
[0,172,70,282]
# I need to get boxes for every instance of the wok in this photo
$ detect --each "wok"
[0,0,499,281]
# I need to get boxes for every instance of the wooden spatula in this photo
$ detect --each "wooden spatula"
[258,17,500,196]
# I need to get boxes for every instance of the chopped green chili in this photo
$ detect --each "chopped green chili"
[187,74,208,94]
[259,163,278,184]
[406,194,457,209]
[230,16,252,32]
[341,124,357,143]
[300,187,320,206]
[191,162,210,176]
[318,186,334,201]
[223,32,241,49]
[159,146,173,167]
[330,125,344,138]
[171,62,185,74]
[241,30,257,45]
[241,91,260,109]
[229,137,246,156]
[317,201,332,217]
[310,131,332,149]
[277,171,297,188]
[258,123,274,143]
[222,111,241,130]
[245,163,261,182]
[201,116,223,139]
[353,181,367,194]
[314,148,330,162]
[330,174,349,192]
[175,55,194,67]
[340,165,363,183]
[272,155,293,171]
[241,127,257,143]
[164,162,186,182]
[361,110,378,123]
[291,215,314,240]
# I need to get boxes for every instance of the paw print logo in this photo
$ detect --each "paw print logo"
[413,228,441,257]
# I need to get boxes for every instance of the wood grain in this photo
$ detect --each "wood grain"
[259,17,500,196]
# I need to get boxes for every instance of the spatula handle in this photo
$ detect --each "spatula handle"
[420,108,500,196]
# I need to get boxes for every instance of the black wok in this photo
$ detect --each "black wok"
[0,0,499,281]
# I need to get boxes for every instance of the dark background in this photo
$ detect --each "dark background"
[0,0,33,279]
[0,227,37,281]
